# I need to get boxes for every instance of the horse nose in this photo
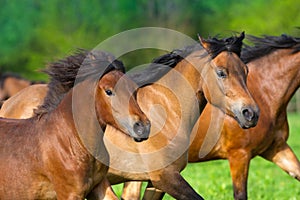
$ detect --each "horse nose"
[133,120,151,142]
[241,106,259,123]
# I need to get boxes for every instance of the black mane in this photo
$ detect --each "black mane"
[128,44,201,86]
[202,33,244,59]
[34,49,125,116]
[241,34,300,63]
[129,33,244,86]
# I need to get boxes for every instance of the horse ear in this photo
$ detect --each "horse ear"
[238,31,245,41]
[233,31,245,51]
[198,34,210,51]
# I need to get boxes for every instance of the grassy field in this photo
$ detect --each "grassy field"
[112,113,300,200]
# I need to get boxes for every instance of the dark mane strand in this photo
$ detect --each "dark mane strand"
[202,33,244,59]
[128,44,202,86]
[241,34,300,63]
[34,49,125,116]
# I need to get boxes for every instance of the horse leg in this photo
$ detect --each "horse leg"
[121,181,143,200]
[86,178,118,200]
[228,149,251,200]
[120,180,165,200]
[142,182,165,200]
[149,169,204,200]
[261,141,300,181]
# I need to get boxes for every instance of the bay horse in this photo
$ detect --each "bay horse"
[0,72,44,107]
[121,34,300,200]
[0,33,259,199]
[0,50,151,199]
[0,84,48,119]
[187,34,300,199]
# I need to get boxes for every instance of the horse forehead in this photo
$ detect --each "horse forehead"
[100,71,137,92]
[214,52,246,72]
[99,70,124,86]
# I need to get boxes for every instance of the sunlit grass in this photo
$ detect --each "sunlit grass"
[112,113,300,199]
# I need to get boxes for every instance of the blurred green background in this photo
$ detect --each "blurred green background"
[1,0,300,80]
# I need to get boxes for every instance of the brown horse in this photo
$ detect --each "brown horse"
[0,72,44,106]
[0,33,259,199]
[0,84,48,119]
[122,34,300,200]
[189,34,300,200]
[0,50,151,199]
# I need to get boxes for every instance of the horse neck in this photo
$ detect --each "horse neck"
[145,52,203,131]
[48,82,109,164]
[58,79,106,128]
[44,90,82,142]
[247,49,300,118]
[159,51,203,94]
[177,51,209,110]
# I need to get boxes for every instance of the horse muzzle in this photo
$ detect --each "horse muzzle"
[234,105,260,129]
[132,120,151,142]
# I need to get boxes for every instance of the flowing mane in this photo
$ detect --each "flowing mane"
[34,49,125,116]
[128,44,201,86]
[129,33,244,86]
[201,33,244,58]
[241,34,300,63]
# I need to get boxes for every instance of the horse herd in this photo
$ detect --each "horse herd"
[0,32,299,200]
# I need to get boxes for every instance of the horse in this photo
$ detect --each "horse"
[0,72,44,106]
[0,33,259,200]
[186,34,300,200]
[0,84,48,119]
[122,34,300,200]
[0,49,151,199]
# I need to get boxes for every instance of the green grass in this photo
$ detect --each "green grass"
[112,113,300,199]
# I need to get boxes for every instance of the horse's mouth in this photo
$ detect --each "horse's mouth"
[231,105,259,129]
[234,115,258,129]
[133,137,148,142]
[118,119,151,142]
[131,120,151,142]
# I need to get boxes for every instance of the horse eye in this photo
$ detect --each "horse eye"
[216,70,227,79]
[105,89,114,96]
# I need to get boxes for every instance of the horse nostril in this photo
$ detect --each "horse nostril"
[242,107,255,122]
[133,120,150,142]
[133,121,145,136]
